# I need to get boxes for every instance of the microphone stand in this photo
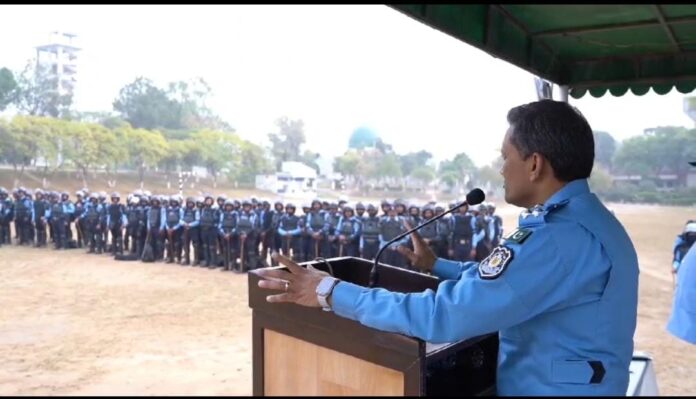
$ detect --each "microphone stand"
[368,202,469,288]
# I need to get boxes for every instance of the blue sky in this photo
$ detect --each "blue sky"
[1,5,693,167]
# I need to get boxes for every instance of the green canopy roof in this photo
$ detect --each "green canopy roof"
[389,5,696,98]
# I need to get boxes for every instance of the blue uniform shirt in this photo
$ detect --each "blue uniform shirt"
[667,244,696,344]
[331,179,638,395]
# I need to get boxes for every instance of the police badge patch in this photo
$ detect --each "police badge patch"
[478,246,514,280]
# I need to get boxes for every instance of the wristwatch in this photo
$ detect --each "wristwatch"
[316,276,341,312]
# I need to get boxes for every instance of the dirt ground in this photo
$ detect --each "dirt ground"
[0,202,694,395]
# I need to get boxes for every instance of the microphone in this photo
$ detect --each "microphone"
[368,188,485,288]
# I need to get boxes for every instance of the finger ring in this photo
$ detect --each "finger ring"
[284,281,289,292]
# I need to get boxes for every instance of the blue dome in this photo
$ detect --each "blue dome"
[348,127,379,149]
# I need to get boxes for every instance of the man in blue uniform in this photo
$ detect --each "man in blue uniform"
[0,187,13,245]
[254,100,639,396]
[671,220,695,275]
[667,162,696,345]
[181,196,201,266]
[164,195,184,264]
[335,205,360,257]
[32,189,49,247]
[359,204,381,261]
[106,192,127,256]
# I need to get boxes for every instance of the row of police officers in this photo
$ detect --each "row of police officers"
[0,186,503,272]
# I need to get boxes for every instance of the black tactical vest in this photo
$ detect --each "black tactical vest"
[280,214,299,231]
[452,214,473,238]
[183,207,197,224]
[437,217,452,238]
[309,212,326,231]
[200,208,217,227]
[338,217,355,235]
[15,198,29,216]
[361,216,380,239]
[237,211,254,234]
[85,203,99,222]
[51,202,64,218]
[34,200,47,220]
[166,207,181,227]
[127,206,139,224]
[420,222,439,240]
[380,217,403,241]
[221,211,236,230]
[327,212,340,233]
[108,204,124,226]
[148,206,162,228]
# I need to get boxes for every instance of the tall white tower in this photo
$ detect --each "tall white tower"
[35,31,80,97]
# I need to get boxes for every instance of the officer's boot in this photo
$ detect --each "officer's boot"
[190,246,197,266]
[181,240,190,265]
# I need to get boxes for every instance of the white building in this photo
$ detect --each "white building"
[36,31,80,97]
[255,161,317,194]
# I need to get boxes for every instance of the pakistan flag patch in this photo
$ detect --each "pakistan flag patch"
[504,228,533,244]
[478,246,514,280]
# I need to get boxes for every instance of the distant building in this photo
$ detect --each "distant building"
[255,161,318,194]
[35,31,80,98]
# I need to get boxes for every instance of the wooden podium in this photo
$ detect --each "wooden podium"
[248,257,498,396]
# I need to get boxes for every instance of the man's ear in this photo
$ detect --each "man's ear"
[529,153,544,182]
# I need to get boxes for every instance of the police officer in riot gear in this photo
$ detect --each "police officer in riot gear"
[84,193,105,254]
[164,195,184,264]
[359,204,381,260]
[306,199,329,259]
[32,189,49,247]
[278,203,302,261]
[487,203,503,247]
[98,192,109,251]
[355,202,366,219]
[325,202,341,257]
[181,196,201,266]
[379,202,409,268]
[74,191,86,248]
[434,205,452,259]
[236,200,259,272]
[336,205,360,257]
[146,196,165,261]
[298,203,312,262]
[449,202,473,261]
[46,192,72,249]
[270,201,285,265]
[106,192,127,255]
[418,205,440,256]
[0,187,13,245]
[14,188,32,245]
[199,195,219,268]
[218,199,237,271]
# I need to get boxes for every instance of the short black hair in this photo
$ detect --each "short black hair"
[507,100,594,182]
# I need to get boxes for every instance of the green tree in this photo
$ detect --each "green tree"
[268,116,306,171]
[0,67,17,111]
[123,126,169,187]
[411,165,436,186]
[193,129,242,188]
[589,166,613,195]
[613,126,696,186]
[593,131,616,170]
[13,59,73,118]
[113,77,180,130]
[438,152,476,189]
[232,141,274,184]
[400,150,432,177]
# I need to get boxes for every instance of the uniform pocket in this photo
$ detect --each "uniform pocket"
[551,359,602,384]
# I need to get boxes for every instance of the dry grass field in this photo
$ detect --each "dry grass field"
[0,202,694,395]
